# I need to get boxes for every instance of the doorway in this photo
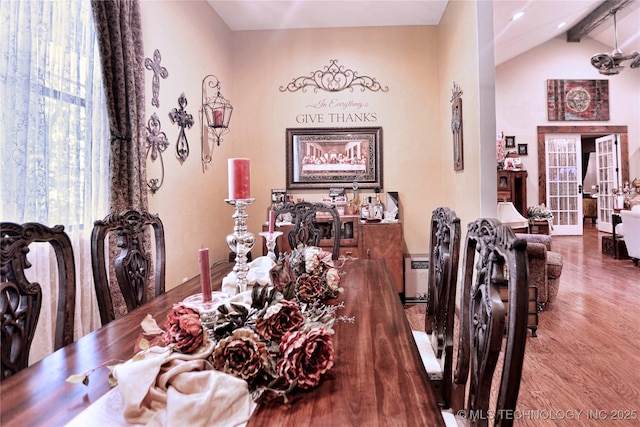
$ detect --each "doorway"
[537,125,630,234]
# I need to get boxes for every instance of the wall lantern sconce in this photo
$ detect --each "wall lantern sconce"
[201,74,233,163]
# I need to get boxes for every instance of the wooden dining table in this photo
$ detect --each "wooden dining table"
[0,259,444,426]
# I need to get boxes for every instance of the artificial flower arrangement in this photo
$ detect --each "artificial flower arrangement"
[68,245,347,405]
[527,203,553,222]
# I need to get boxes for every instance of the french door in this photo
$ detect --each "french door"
[545,134,583,235]
[595,134,621,233]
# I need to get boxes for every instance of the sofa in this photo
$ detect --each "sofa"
[516,233,563,311]
[619,206,640,266]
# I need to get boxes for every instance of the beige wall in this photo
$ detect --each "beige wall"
[140,1,235,288]
[139,1,490,288]
[231,25,445,259]
[232,1,492,268]
[436,0,495,230]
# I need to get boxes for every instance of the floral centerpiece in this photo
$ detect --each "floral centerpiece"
[204,245,344,398]
[527,203,553,223]
[497,136,506,170]
[68,245,347,406]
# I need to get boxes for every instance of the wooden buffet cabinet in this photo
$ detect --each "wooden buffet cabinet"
[262,216,405,297]
[361,221,404,296]
[497,170,528,216]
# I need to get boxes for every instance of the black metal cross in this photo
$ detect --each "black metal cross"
[169,93,194,162]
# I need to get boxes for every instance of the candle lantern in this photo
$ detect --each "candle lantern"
[201,74,233,163]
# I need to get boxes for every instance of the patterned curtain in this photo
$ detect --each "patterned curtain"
[0,0,109,363]
[91,0,148,214]
[91,0,153,319]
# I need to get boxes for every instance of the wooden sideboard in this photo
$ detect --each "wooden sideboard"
[497,170,528,217]
[361,221,404,296]
[262,217,405,298]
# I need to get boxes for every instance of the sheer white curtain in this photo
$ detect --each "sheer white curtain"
[0,0,108,364]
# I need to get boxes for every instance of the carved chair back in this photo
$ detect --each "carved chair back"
[1,222,76,381]
[452,218,529,426]
[274,201,341,260]
[424,207,461,408]
[91,210,165,326]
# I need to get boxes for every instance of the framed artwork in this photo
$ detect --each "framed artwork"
[451,96,463,171]
[271,189,286,210]
[286,127,382,190]
[505,135,516,148]
[517,144,528,156]
[504,157,519,170]
[546,79,609,121]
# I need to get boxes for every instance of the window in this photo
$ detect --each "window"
[1,0,109,363]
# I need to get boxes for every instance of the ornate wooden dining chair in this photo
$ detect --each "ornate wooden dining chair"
[447,218,529,427]
[412,207,461,408]
[91,210,166,326]
[274,201,341,260]
[1,222,76,381]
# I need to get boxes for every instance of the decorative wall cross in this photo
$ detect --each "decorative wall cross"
[169,93,194,162]
[145,113,169,193]
[144,49,169,108]
[450,82,464,171]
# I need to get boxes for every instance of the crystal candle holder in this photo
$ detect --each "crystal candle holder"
[259,231,283,261]
[183,291,229,339]
[225,198,256,294]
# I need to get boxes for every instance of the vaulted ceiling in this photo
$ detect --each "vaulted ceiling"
[207,0,640,66]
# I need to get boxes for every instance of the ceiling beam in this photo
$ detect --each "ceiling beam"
[566,0,633,42]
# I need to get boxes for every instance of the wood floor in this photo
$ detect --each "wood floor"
[405,222,640,426]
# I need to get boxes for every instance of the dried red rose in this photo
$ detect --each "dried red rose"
[213,328,269,382]
[270,258,295,292]
[163,304,204,353]
[296,273,323,303]
[255,300,304,341]
[277,327,334,389]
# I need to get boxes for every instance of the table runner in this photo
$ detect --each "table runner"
[65,350,256,427]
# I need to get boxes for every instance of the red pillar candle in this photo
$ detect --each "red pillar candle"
[199,248,212,302]
[228,158,250,199]
[213,109,223,127]
[268,209,275,234]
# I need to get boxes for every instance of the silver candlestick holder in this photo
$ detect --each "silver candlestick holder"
[259,231,283,261]
[225,198,256,294]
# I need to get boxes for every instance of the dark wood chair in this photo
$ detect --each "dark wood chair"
[1,222,76,381]
[412,207,461,408]
[448,218,529,427]
[91,210,165,326]
[274,201,341,260]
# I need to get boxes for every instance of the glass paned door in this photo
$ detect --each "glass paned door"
[545,134,583,235]
[595,134,621,233]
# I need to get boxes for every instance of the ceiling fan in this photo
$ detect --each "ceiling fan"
[590,8,640,75]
